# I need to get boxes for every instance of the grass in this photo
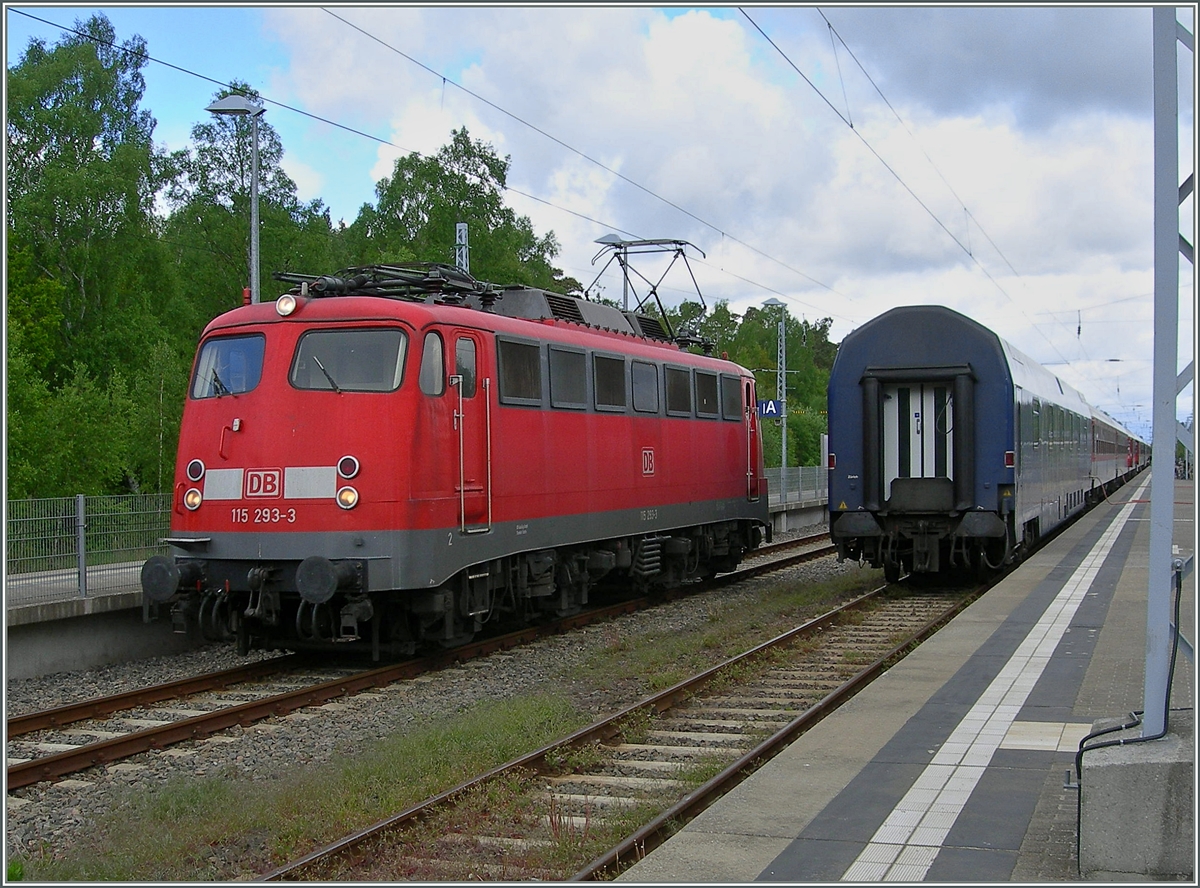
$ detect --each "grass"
[13,565,883,881]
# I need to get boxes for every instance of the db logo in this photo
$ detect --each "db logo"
[642,448,655,476]
[245,468,282,498]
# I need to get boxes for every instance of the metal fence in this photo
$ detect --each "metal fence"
[765,466,828,506]
[6,493,171,608]
[4,471,828,610]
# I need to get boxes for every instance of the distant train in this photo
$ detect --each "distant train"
[827,305,1148,580]
[141,263,770,658]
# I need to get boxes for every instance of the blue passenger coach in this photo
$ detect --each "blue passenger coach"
[827,305,1147,580]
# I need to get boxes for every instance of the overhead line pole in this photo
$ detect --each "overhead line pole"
[1144,6,1192,738]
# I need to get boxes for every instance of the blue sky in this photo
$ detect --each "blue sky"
[5,5,1196,439]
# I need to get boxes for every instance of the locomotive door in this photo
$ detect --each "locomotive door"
[746,379,761,501]
[450,332,492,533]
[882,383,953,490]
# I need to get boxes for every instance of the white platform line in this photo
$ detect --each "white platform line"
[841,476,1149,882]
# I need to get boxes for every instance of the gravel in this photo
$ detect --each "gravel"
[5,527,857,875]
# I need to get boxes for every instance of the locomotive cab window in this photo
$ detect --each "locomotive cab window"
[721,374,743,420]
[290,328,406,393]
[695,371,719,418]
[454,337,476,398]
[665,366,692,416]
[594,354,626,411]
[192,333,265,399]
[418,332,445,396]
[498,338,543,405]
[549,346,587,409]
[632,361,659,414]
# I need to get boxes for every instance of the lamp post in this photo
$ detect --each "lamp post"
[763,297,787,503]
[205,94,265,304]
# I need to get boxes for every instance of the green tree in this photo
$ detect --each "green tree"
[164,83,339,324]
[6,13,180,379]
[347,128,580,293]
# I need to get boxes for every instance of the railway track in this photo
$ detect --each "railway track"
[6,533,832,791]
[257,579,980,881]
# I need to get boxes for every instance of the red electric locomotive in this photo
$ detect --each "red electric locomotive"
[142,264,771,658]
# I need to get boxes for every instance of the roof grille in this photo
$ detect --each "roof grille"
[544,292,586,324]
[629,313,671,341]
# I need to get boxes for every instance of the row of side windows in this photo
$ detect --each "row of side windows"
[497,337,744,421]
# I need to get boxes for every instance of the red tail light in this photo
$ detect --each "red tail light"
[828,453,836,470]
[1004,451,1015,469]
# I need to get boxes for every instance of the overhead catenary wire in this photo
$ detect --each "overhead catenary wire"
[319,7,852,304]
[739,6,1077,368]
[10,6,855,324]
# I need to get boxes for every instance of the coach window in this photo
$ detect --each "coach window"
[632,360,659,413]
[193,333,265,398]
[550,346,587,409]
[498,338,542,405]
[665,366,692,416]
[721,374,743,420]
[594,354,626,411]
[1032,398,1041,446]
[419,331,445,396]
[290,328,407,393]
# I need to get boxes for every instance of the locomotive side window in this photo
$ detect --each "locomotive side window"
[418,332,445,396]
[594,354,626,411]
[455,338,476,398]
[191,334,265,399]
[665,366,692,416]
[498,338,542,404]
[695,371,719,418]
[289,328,406,393]
[721,374,743,420]
[549,346,587,409]
[632,361,659,413]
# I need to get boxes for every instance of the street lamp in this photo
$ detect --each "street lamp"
[205,94,266,304]
[763,297,787,503]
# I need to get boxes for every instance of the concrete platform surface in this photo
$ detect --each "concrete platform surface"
[618,473,1195,882]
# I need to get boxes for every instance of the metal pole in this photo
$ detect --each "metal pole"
[250,110,261,304]
[1144,5,1182,737]
[778,309,787,503]
[75,494,87,598]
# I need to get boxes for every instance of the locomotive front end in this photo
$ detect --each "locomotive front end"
[142,294,413,656]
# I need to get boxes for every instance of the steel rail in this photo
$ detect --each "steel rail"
[571,586,980,880]
[8,534,830,790]
[6,656,301,737]
[255,580,911,881]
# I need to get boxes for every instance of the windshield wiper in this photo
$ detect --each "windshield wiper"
[312,356,341,393]
[211,369,232,397]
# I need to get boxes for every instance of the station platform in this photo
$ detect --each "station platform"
[618,474,1196,882]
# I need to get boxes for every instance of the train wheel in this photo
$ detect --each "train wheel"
[884,559,902,584]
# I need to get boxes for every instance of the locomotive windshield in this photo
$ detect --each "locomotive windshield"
[290,328,407,392]
[191,334,265,399]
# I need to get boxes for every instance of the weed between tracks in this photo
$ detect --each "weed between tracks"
[11,567,882,881]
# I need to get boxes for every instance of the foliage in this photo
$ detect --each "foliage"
[345,128,581,294]
[4,17,840,499]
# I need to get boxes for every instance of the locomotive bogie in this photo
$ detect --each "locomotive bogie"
[145,267,770,657]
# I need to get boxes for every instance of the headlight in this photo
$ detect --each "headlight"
[184,488,203,510]
[276,293,300,316]
[336,486,359,510]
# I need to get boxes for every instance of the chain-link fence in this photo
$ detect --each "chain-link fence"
[6,494,171,608]
[765,466,828,506]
